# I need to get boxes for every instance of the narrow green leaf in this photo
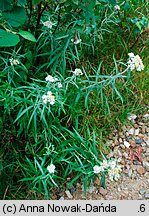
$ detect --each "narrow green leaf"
[18,31,37,42]
[14,105,33,123]
[100,172,106,188]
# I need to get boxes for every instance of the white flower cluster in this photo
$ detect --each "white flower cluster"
[114,5,120,11]
[72,68,83,76]
[42,75,63,105]
[9,58,20,66]
[127,53,144,71]
[42,91,55,105]
[107,161,122,181]
[93,159,122,181]
[93,165,104,174]
[45,74,62,88]
[45,75,58,83]
[43,20,53,29]
[71,38,82,45]
[47,164,55,174]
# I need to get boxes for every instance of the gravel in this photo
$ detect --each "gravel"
[135,139,143,145]
[143,162,149,171]
[53,111,149,200]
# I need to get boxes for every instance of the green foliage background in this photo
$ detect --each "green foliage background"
[0,0,148,199]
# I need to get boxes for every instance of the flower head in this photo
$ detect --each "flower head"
[93,165,104,174]
[114,5,120,10]
[128,53,135,58]
[47,164,55,174]
[42,91,55,105]
[94,159,122,181]
[127,53,144,71]
[108,165,121,181]
[108,160,117,170]
[47,91,55,105]
[71,38,82,45]
[100,160,109,169]
[134,55,144,71]
[127,113,137,121]
[42,94,48,104]
[45,75,58,83]
[57,82,62,88]
[72,68,83,76]
[9,58,20,66]
[43,20,53,29]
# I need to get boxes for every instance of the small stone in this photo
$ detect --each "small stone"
[114,139,119,145]
[128,128,135,135]
[144,138,149,147]
[131,174,136,180]
[86,185,96,194]
[59,196,65,200]
[123,169,129,174]
[143,162,149,171]
[135,128,139,136]
[139,188,146,195]
[142,143,147,147]
[113,146,119,152]
[127,114,137,121]
[77,183,81,187]
[129,140,136,148]
[117,150,122,157]
[135,139,143,145]
[122,125,127,132]
[134,124,139,129]
[99,187,108,196]
[120,144,126,150]
[124,140,130,148]
[123,152,128,159]
[120,160,126,165]
[143,113,149,118]
[131,165,137,171]
[108,135,113,140]
[126,165,130,169]
[141,127,146,134]
[144,152,149,157]
[65,190,73,199]
[144,172,149,178]
[105,195,113,200]
[128,169,132,178]
[106,140,113,146]
[136,166,146,175]
[95,189,98,194]
[125,136,131,142]
[70,187,76,194]
[138,122,144,126]
[145,193,149,199]
[119,138,123,143]
[138,134,145,139]
[119,132,123,137]
[118,187,121,192]
[95,177,100,186]
[108,152,114,158]
[125,132,129,137]
[133,160,141,165]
